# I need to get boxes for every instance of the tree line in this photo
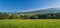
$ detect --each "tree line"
[0,12,60,19]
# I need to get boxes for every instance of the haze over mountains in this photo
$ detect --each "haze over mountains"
[1,7,60,14]
[17,7,60,14]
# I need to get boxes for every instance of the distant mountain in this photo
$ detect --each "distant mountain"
[17,7,60,15]
[1,7,60,15]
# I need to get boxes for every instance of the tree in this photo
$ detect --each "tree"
[3,13,11,19]
[0,12,3,19]
[29,15,39,19]
[9,14,17,19]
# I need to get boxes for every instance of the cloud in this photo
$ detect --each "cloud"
[25,0,60,11]
[18,0,60,12]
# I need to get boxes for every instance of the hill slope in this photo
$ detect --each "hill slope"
[17,7,60,15]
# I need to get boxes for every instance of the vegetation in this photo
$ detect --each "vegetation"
[0,19,60,28]
[0,12,60,19]
[0,12,60,28]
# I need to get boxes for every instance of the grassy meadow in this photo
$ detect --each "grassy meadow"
[0,19,60,28]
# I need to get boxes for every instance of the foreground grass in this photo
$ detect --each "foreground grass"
[0,19,60,28]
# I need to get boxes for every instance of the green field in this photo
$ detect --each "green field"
[0,19,60,28]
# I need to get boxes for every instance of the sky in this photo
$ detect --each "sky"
[0,0,60,12]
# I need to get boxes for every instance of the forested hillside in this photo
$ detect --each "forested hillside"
[0,12,60,19]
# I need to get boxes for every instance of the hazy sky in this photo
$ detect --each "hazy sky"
[0,0,60,12]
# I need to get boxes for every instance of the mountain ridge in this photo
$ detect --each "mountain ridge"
[16,7,60,15]
[1,7,60,15]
